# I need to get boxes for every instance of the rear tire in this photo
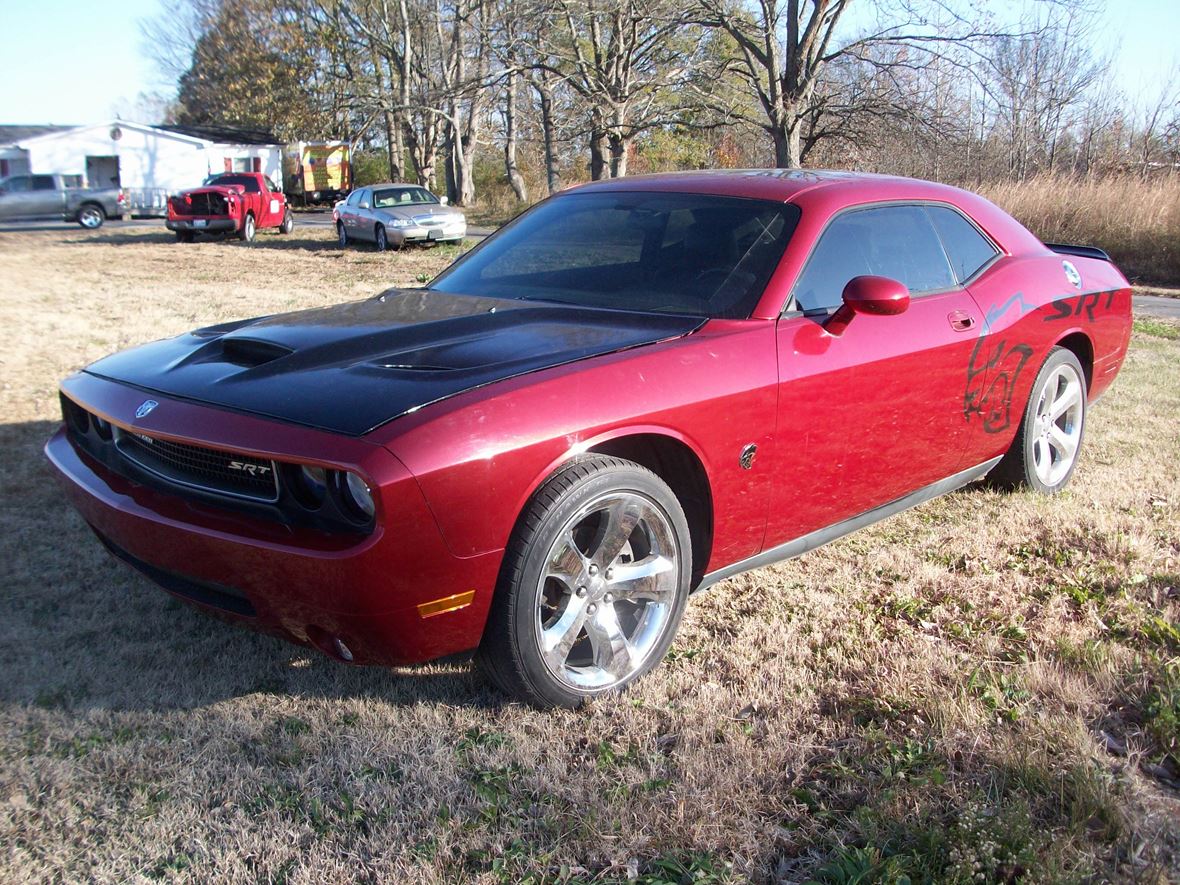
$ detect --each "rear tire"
[77,204,105,229]
[175,230,194,243]
[477,455,691,709]
[991,346,1087,494]
[240,213,256,243]
[279,210,294,234]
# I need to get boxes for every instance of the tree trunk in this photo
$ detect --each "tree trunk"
[589,130,608,180]
[504,71,527,201]
[384,110,404,181]
[608,133,628,177]
[771,115,803,168]
[534,75,560,194]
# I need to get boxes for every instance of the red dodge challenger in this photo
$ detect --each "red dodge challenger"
[46,171,1131,707]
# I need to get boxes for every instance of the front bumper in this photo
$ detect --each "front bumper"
[45,374,502,666]
[166,217,237,233]
[401,222,467,243]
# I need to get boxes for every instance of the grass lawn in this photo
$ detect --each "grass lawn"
[0,224,1177,883]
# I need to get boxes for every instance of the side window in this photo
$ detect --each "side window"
[792,204,956,311]
[925,205,999,284]
[31,175,57,191]
[5,176,31,193]
[347,190,364,207]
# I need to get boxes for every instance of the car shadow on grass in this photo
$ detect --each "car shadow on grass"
[0,419,500,713]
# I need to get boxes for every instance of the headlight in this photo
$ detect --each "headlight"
[340,471,375,520]
[389,218,413,228]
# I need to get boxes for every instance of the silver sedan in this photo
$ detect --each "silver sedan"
[333,184,467,251]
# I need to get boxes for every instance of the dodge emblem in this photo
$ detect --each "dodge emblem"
[135,400,159,419]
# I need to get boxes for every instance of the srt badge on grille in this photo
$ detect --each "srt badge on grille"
[135,400,159,418]
[228,460,271,476]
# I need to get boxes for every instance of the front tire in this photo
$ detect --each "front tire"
[337,222,349,248]
[77,204,105,229]
[375,224,388,252]
[477,456,691,708]
[239,213,256,243]
[991,346,1087,494]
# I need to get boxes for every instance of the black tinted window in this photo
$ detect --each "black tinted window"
[31,175,56,191]
[793,204,956,311]
[204,174,260,193]
[926,205,998,283]
[432,192,800,319]
[4,176,31,193]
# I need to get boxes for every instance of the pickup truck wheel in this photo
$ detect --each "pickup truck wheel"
[175,231,194,243]
[477,455,691,708]
[374,224,388,252]
[991,346,1087,494]
[240,213,256,243]
[279,210,294,234]
[77,204,105,230]
[337,222,348,248]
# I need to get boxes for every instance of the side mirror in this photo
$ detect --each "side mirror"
[439,196,449,206]
[824,275,910,337]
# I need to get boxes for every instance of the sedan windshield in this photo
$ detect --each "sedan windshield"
[430,192,799,318]
[373,187,439,209]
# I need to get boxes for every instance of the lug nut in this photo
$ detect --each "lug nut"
[587,603,597,614]
[604,593,614,603]
[605,568,614,580]
[576,586,587,598]
[588,564,599,576]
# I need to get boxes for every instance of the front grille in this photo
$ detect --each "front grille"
[114,427,279,503]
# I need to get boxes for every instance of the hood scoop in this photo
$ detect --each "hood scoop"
[218,337,294,368]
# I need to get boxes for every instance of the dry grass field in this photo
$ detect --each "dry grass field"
[0,224,1177,884]
[980,176,1180,287]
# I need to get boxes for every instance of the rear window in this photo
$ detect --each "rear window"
[203,174,261,193]
[926,205,999,283]
[431,192,800,319]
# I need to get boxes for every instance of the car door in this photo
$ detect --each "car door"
[765,202,986,546]
[345,189,368,240]
[0,176,34,219]
[28,175,63,216]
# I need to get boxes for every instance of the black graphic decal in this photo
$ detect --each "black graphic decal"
[964,336,1033,433]
[1044,290,1117,322]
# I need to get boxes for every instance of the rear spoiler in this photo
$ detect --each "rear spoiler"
[1045,242,1111,262]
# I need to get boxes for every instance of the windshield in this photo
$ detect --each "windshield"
[430,192,799,318]
[373,187,439,209]
[203,174,260,193]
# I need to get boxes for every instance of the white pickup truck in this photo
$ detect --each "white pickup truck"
[0,173,127,229]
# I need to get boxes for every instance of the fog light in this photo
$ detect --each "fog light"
[291,464,327,508]
[92,415,113,441]
[340,471,375,520]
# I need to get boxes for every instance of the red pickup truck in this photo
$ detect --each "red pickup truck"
[166,172,293,243]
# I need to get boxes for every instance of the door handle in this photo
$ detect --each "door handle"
[948,310,975,332]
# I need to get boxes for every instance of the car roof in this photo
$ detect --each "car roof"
[564,168,1041,258]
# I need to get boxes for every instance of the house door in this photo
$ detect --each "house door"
[86,156,120,189]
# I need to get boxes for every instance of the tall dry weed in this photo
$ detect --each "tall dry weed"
[981,175,1180,285]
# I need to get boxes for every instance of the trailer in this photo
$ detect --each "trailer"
[283,142,352,206]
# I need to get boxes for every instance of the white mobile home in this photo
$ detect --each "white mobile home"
[0,121,282,215]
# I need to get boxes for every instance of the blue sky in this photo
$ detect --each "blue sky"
[0,0,1176,124]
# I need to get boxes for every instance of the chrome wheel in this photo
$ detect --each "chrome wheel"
[78,205,103,229]
[534,491,679,691]
[1031,363,1084,487]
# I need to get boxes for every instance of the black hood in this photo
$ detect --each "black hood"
[84,289,703,436]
